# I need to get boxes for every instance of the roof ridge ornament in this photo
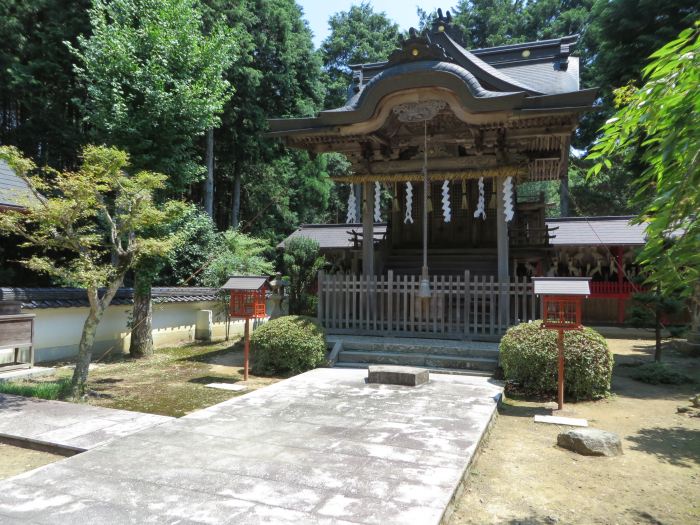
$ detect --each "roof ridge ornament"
[431,8,463,44]
[387,28,449,66]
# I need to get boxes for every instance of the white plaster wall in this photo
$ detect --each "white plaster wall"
[0,299,279,364]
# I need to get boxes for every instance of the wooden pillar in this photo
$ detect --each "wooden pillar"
[616,246,625,324]
[557,328,565,410]
[353,183,362,224]
[495,177,510,328]
[362,182,375,277]
[243,318,250,381]
[559,135,571,217]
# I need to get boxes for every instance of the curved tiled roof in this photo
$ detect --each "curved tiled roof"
[0,287,221,309]
[268,26,596,137]
[278,223,388,250]
[0,159,40,210]
[279,217,646,250]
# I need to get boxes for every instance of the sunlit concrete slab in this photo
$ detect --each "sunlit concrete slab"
[0,368,502,524]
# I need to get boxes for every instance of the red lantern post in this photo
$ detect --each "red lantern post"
[533,277,591,410]
[221,276,270,381]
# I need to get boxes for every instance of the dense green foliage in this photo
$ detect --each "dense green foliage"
[201,0,326,231]
[73,0,236,193]
[0,0,90,169]
[283,237,325,316]
[320,2,400,109]
[0,145,185,393]
[155,207,219,286]
[500,321,614,400]
[1,0,699,290]
[250,315,326,375]
[588,24,700,337]
[200,231,274,288]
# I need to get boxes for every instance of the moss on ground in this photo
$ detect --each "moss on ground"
[30,340,282,417]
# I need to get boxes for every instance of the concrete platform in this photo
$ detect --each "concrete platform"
[0,394,172,453]
[0,367,55,383]
[0,368,502,524]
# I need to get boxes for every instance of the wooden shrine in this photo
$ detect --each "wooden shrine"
[533,277,591,409]
[221,276,270,380]
[269,9,597,340]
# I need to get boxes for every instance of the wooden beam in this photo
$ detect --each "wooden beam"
[366,155,501,174]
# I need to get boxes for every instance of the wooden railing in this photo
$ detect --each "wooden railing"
[590,281,638,297]
[317,270,538,340]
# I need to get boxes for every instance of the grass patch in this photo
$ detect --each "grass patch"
[630,362,695,385]
[0,378,72,400]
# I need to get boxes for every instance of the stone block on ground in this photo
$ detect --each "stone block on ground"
[205,382,247,392]
[557,428,622,457]
[367,365,428,387]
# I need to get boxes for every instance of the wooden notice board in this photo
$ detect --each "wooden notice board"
[0,313,35,371]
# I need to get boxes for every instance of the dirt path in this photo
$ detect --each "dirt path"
[451,339,700,525]
[0,443,62,481]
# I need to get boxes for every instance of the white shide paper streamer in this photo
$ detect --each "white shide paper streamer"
[404,182,414,224]
[473,177,486,220]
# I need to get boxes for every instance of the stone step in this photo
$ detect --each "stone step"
[337,338,499,359]
[332,361,495,377]
[337,350,498,371]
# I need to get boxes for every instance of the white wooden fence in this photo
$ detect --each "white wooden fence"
[317,270,538,340]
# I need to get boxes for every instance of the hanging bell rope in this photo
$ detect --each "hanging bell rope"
[392,182,400,212]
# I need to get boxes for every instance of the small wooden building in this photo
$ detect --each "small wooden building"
[270,15,599,340]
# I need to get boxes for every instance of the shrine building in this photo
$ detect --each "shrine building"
[271,11,641,339]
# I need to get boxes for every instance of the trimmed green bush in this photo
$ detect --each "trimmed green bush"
[251,315,326,375]
[500,321,613,400]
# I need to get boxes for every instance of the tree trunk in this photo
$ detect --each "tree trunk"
[204,128,214,218]
[129,272,154,358]
[231,170,241,228]
[687,283,700,347]
[654,300,662,362]
[70,305,103,397]
[70,276,125,397]
[560,174,570,216]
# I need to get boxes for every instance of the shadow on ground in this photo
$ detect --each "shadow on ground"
[627,426,700,468]
[187,375,244,385]
[177,341,244,366]
[497,402,551,418]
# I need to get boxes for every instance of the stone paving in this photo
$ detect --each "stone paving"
[0,394,172,452]
[0,368,502,525]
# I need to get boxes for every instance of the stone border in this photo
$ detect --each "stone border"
[439,391,503,524]
[0,434,82,457]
